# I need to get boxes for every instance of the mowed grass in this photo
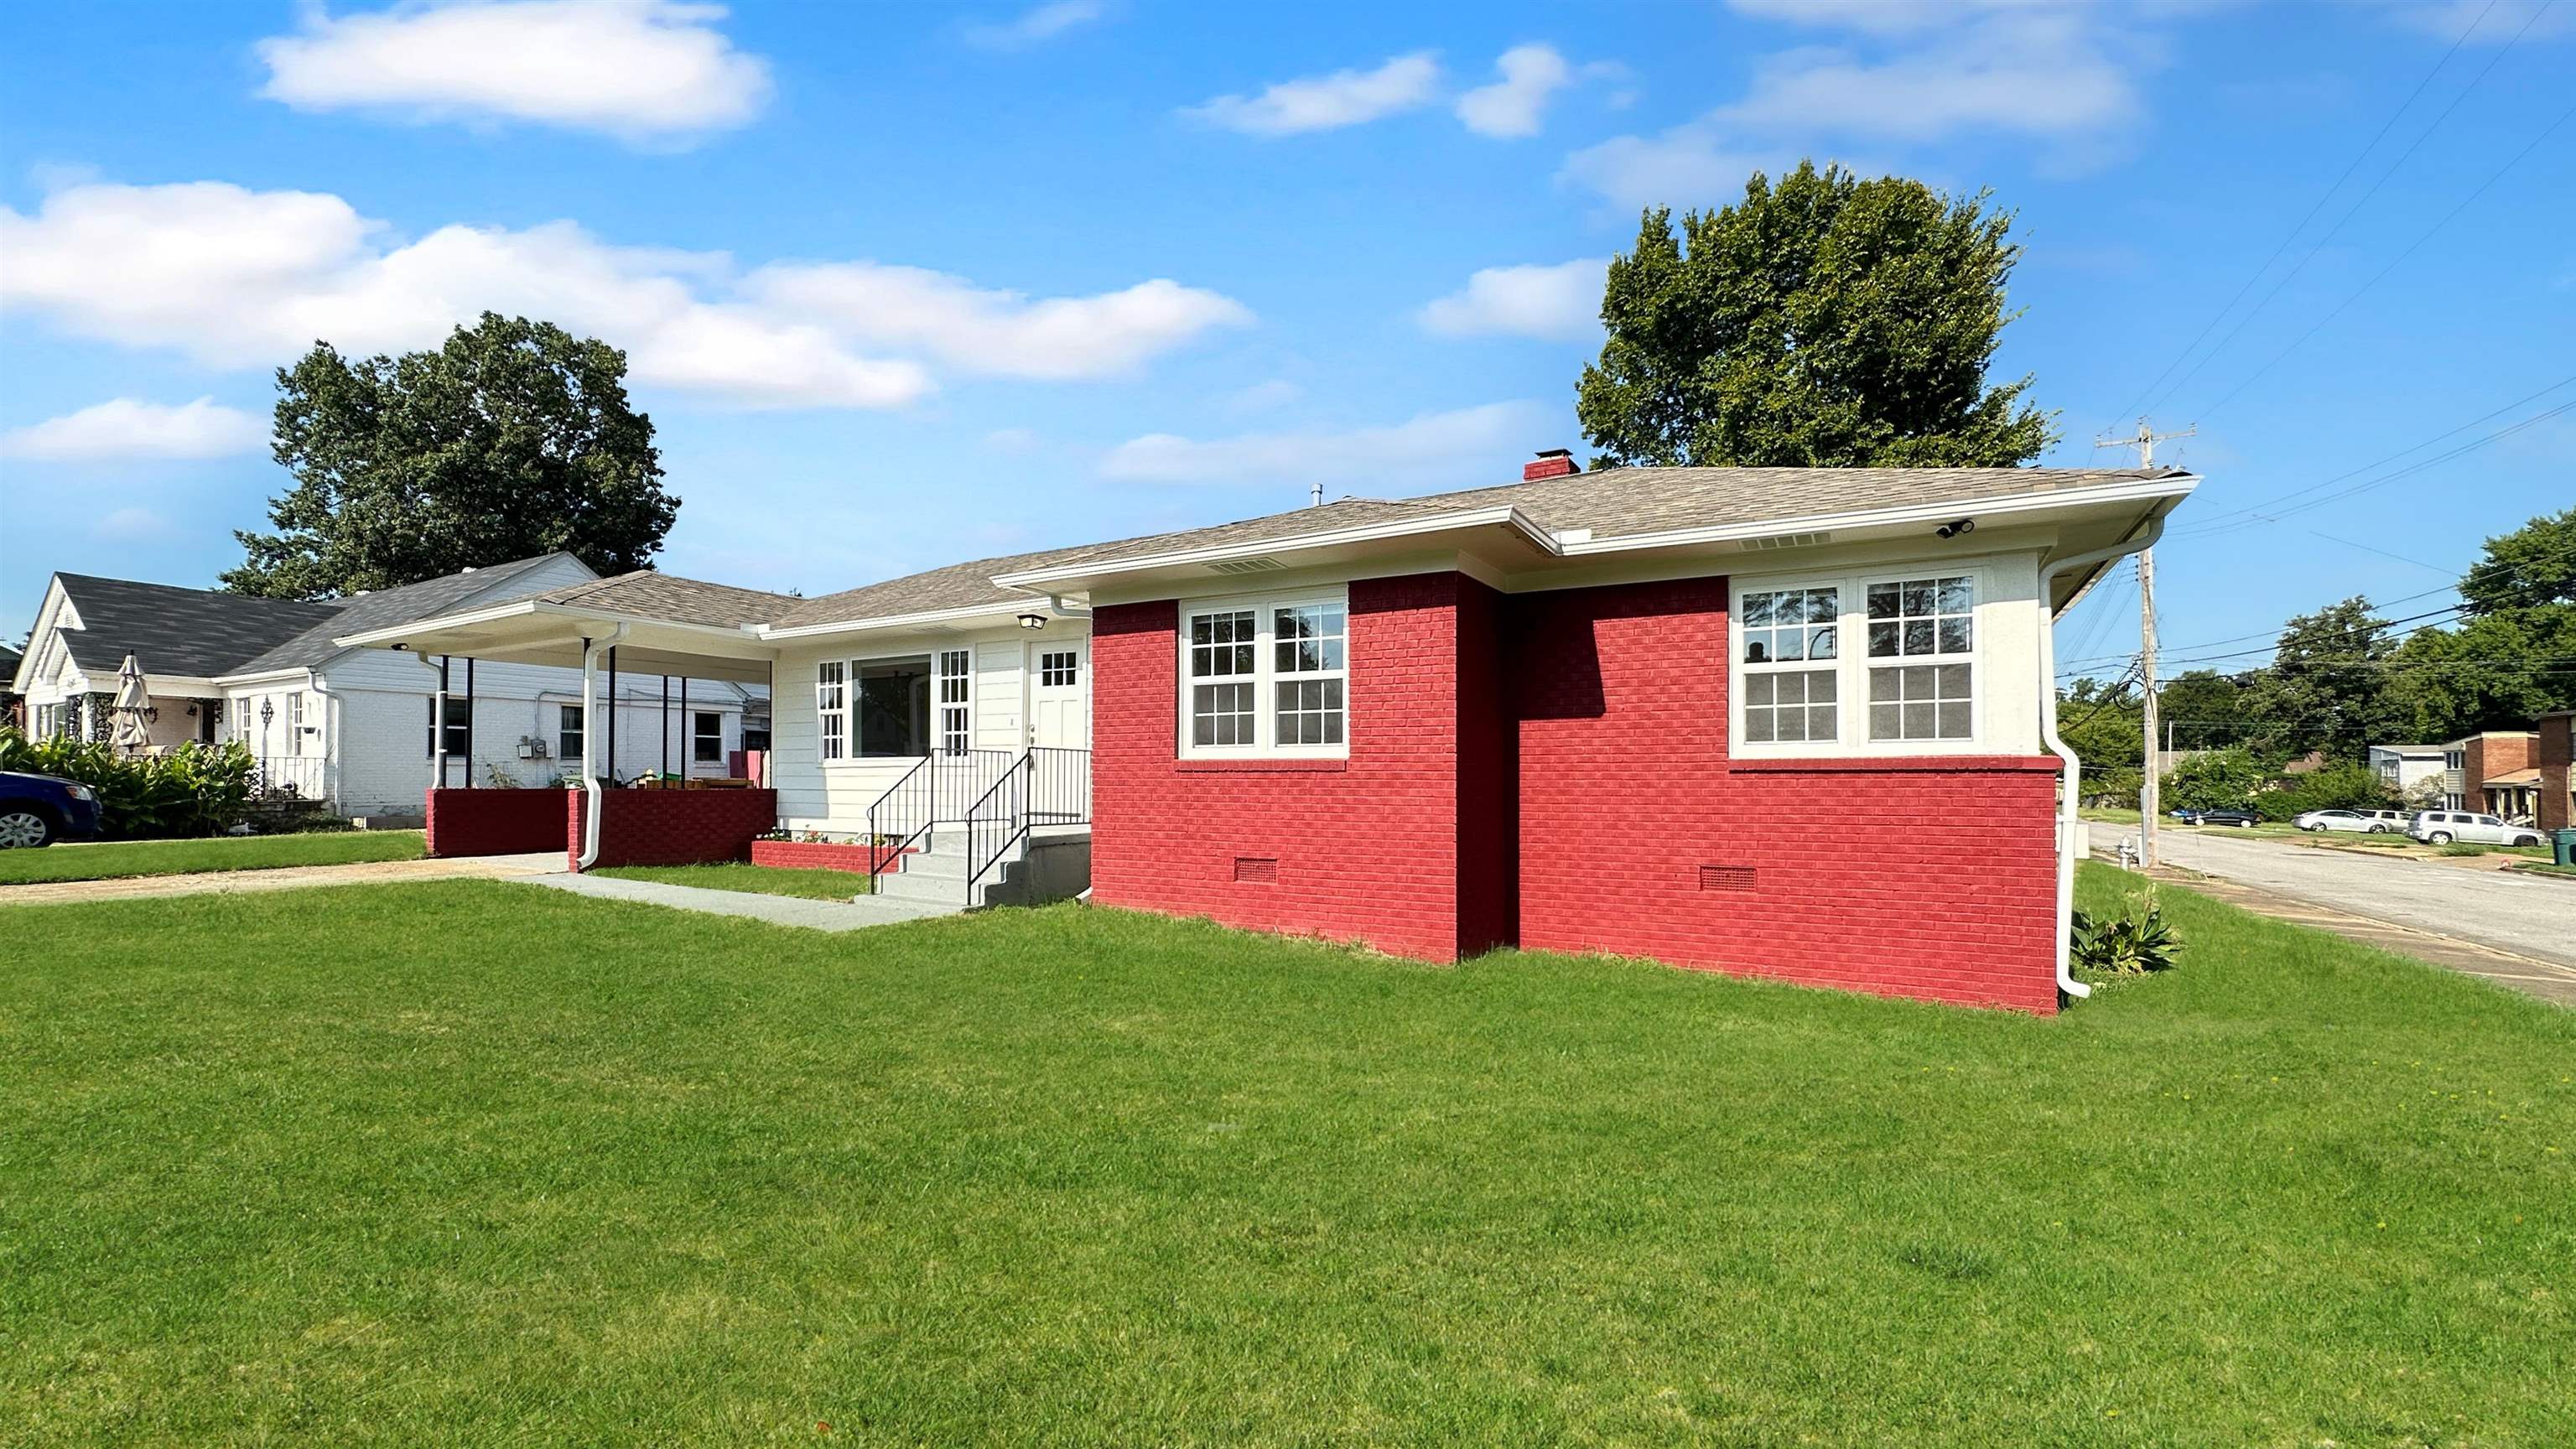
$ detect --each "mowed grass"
[3,868,2570,1446]
[594,860,875,899]
[0,828,423,885]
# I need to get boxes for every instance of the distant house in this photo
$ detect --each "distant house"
[2538,712,2572,834]
[2437,730,2542,821]
[0,641,21,732]
[2366,743,2448,797]
[9,555,766,817]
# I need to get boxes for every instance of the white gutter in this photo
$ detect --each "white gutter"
[576,625,628,870]
[2037,512,2168,1002]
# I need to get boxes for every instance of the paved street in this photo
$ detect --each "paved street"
[2141,828,2575,995]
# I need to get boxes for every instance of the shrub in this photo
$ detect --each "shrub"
[2071,906,2179,977]
[2163,747,2267,812]
[2255,761,2393,823]
[0,729,257,839]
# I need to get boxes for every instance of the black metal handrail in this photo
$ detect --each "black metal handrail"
[961,746,1091,905]
[863,748,1017,874]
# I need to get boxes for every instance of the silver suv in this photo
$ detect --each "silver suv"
[2407,811,2546,847]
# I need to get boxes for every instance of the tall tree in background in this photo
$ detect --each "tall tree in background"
[1577,161,2053,470]
[2238,598,2398,761]
[2382,508,2576,740]
[224,314,678,599]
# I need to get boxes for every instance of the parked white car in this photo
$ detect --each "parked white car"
[2295,808,2401,834]
[2407,810,2546,847]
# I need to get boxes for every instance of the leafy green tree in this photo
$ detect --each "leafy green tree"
[2238,598,2397,762]
[2157,669,2248,751]
[2163,746,2267,813]
[224,314,678,599]
[2459,506,2576,615]
[1578,161,2053,469]
[2057,676,2142,770]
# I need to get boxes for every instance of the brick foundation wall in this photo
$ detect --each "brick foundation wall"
[424,787,572,858]
[1090,574,1484,960]
[569,787,778,870]
[749,838,879,874]
[2539,715,2572,833]
[1513,578,2062,1013]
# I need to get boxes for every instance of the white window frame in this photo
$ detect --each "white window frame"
[1177,589,1350,760]
[558,703,585,763]
[692,710,724,765]
[1730,564,1989,757]
[815,661,846,762]
[936,648,974,757]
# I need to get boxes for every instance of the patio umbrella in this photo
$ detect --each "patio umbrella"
[111,654,151,751]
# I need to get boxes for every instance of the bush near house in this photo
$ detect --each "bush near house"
[2160,748,2398,823]
[0,729,255,839]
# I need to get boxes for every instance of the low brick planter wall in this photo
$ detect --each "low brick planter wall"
[426,787,573,858]
[750,839,882,875]
[571,787,778,870]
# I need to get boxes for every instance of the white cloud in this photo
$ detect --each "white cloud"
[1456,44,1573,138]
[1419,258,1607,341]
[1565,3,2150,206]
[1184,52,1441,136]
[1,179,1249,410]
[255,0,771,145]
[743,264,1250,380]
[1099,401,1542,486]
[0,397,267,462]
[96,506,176,542]
[963,1,1104,49]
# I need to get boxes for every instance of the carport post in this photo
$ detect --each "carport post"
[463,657,475,788]
[434,654,449,791]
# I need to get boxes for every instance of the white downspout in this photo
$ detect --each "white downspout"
[577,625,628,870]
[2038,514,2167,1001]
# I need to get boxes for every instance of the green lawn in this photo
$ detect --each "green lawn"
[0,829,423,885]
[3,868,2570,1446]
[2509,861,2576,879]
[594,860,873,899]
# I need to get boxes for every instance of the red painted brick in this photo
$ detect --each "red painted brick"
[568,788,779,870]
[425,787,570,858]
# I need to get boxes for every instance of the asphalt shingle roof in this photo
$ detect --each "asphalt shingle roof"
[227,553,570,674]
[765,465,2184,629]
[51,576,345,679]
[534,571,804,629]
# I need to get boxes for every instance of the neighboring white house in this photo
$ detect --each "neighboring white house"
[11,554,767,818]
[2366,742,2449,800]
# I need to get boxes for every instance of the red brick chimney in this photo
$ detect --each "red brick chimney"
[1523,448,1578,482]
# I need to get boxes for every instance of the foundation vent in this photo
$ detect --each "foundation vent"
[1207,556,1287,575]
[1739,531,1832,553]
[1234,856,1280,884]
[1698,864,1758,892]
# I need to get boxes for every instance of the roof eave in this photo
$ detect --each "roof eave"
[988,506,1560,595]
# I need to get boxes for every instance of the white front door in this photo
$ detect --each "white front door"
[1028,640,1088,749]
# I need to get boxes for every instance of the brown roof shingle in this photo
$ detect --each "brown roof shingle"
[539,571,803,629]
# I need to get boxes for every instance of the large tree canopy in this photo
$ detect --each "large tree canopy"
[1576,161,2054,470]
[224,314,679,600]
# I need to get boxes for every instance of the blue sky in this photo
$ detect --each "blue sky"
[3,0,2570,682]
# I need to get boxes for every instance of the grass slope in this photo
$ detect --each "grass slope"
[593,861,874,899]
[2,867,2569,1446]
[0,829,424,885]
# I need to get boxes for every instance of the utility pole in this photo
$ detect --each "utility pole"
[2096,418,2191,868]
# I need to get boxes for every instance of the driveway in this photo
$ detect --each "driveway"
[0,852,565,907]
[2147,828,2575,972]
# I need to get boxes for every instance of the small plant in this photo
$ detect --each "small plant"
[2071,906,2179,977]
[2436,843,2484,857]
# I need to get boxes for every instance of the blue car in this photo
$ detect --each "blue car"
[0,770,104,848]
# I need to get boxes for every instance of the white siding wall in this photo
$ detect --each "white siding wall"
[770,625,1073,833]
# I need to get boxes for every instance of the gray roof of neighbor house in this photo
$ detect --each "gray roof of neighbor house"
[225,553,569,674]
[49,575,345,679]
[532,570,804,630]
[767,464,2187,629]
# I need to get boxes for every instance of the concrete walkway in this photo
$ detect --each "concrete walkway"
[522,871,965,932]
[0,851,566,907]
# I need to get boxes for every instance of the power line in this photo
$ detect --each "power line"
[2059,597,2470,673]
[2175,388,2576,536]
[2194,90,2576,423]
[2095,0,2506,433]
[2147,0,2544,422]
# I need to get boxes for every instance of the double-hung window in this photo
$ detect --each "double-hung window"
[1182,592,1348,756]
[1735,569,1983,752]
[424,695,468,758]
[1863,576,1975,743]
[936,649,973,756]
[558,704,585,762]
[816,662,846,761]
[693,711,723,764]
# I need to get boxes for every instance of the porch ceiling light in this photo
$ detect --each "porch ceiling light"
[1016,610,1049,631]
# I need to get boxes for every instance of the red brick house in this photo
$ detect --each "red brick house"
[350,460,2197,1013]
[2438,730,2543,820]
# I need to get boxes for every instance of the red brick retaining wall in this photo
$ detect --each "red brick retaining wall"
[568,788,778,870]
[749,839,880,874]
[424,787,572,858]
